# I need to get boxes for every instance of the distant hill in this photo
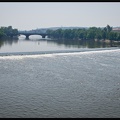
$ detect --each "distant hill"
[19,26,120,33]
[45,27,88,30]
[22,27,89,33]
[35,26,88,30]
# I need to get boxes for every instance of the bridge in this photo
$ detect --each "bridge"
[18,30,49,39]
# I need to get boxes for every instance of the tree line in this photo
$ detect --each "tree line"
[1,25,120,42]
[47,25,120,41]
[0,26,18,39]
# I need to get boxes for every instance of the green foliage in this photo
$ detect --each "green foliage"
[106,24,112,33]
[0,26,18,38]
[47,25,120,41]
[0,29,5,38]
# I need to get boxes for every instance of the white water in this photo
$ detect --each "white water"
[0,48,120,118]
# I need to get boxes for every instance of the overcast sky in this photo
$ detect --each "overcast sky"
[0,2,120,30]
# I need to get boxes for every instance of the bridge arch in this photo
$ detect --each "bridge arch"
[29,35,46,39]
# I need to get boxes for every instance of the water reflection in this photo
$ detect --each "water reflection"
[47,39,118,48]
[0,38,18,49]
[0,38,120,52]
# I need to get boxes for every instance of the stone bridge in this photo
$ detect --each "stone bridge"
[18,31,49,39]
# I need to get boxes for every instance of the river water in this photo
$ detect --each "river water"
[0,35,120,55]
[0,36,120,118]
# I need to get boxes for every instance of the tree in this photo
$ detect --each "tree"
[0,26,18,39]
[95,27,102,40]
[116,33,120,41]
[12,29,18,36]
[106,24,112,33]
[102,30,107,40]
[86,27,97,40]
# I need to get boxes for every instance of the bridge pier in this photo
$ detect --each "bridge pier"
[42,35,46,38]
[25,35,29,39]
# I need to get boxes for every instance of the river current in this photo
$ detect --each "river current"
[0,46,120,117]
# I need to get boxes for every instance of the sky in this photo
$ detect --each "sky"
[0,2,120,30]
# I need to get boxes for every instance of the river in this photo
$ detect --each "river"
[0,36,120,118]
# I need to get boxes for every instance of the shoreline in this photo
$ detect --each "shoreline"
[95,39,120,43]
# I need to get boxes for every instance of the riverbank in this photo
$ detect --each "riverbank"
[95,39,120,43]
